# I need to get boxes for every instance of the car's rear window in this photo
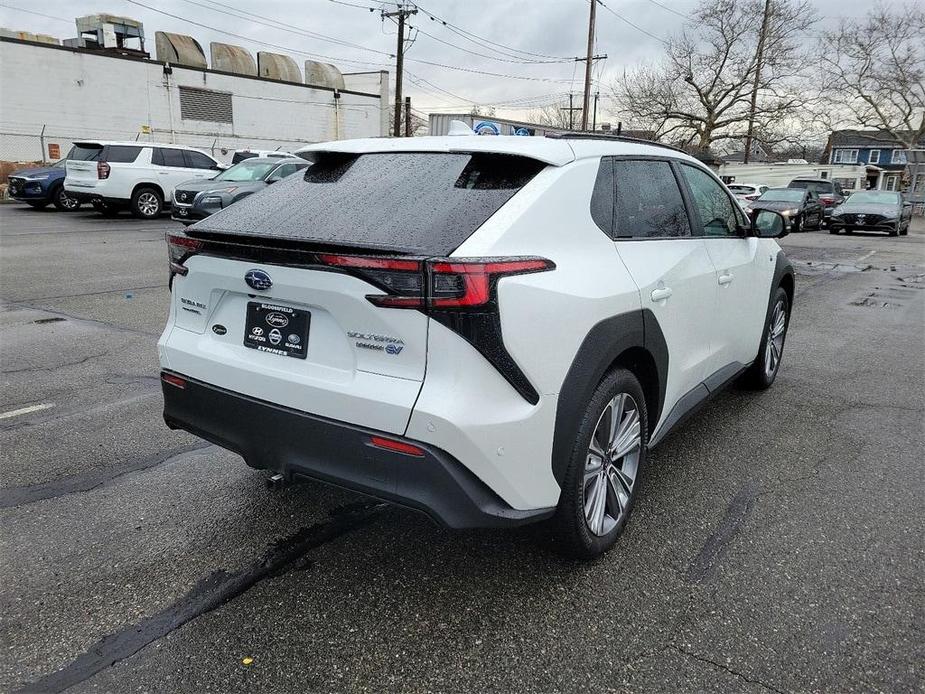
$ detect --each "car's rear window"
[191,152,546,254]
[789,180,832,193]
[70,144,104,161]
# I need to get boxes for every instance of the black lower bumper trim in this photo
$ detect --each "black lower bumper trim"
[161,372,554,529]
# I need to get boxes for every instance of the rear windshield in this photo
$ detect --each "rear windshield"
[727,185,755,193]
[789,180,832,193]
[231,151,258,164]
[68,144,141,163]
[191,152,546,254]
[760,189,804,202]
[70,144,104,161]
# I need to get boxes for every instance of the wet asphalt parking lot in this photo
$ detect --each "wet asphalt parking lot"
[1,203,923,693]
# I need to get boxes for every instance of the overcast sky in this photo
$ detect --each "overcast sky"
[0,0,899,123]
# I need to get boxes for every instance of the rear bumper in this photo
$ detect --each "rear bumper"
[161,371,554,529]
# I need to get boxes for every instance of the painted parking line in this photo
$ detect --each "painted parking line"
[0,403,55,420]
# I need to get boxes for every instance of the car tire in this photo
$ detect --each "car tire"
[900,223,909,236]
[791,216,802,233]
[26,200,49,209]
[51,184,80,211]
[889,222,899,237]
[741,287,789,390]
[552,368,648,559]
[131,186,163,219]
[829,228,839,234]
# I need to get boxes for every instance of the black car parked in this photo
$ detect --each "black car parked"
[171,157,308,224]
[828,191,913,236]
[748,188,825,232]
[787,178,847,218]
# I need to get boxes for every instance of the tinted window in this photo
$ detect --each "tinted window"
[185,151,216,169]
[613,160,690,238]
[70,144,104,161]
[789,180,832,194]
[154,148,187,168]
[102,145,142,163]
[590,158,614,235]
[194,152,545,255]
[232,151,258,164]
[680,164,741,237]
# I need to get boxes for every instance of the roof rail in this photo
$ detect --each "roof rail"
[545,131,687,155]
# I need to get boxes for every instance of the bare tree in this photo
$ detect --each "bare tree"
[528,102,574,130]
[818,4,925,149]
[612,0,817,151]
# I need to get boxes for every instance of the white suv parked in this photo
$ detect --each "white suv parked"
[159,134,794,558]
[65,141,223,218]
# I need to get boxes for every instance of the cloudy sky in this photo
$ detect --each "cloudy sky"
[0,0,898,122]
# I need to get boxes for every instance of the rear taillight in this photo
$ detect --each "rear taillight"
[316,254,555,311]
[819,195,835,206]
[318,253,555,404]
[97,161,110,179]
[167,233,203,284]
[745,193,760,201]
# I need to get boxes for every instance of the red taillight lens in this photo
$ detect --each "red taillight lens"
[819,195,835,206]
[429,258,553,308]
[97,161,110,179]
[161,372,187,389]
[316,254,555,311]
[167,233,203,282]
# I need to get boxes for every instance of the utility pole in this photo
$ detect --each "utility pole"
[592,91,599,132]
[743,0,771,163]
[383,4,417,137]
[561,93,583,131]
[581,0,597,131]
[404,96,412,137]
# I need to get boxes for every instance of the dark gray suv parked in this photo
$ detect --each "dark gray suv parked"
[171,157,308,224]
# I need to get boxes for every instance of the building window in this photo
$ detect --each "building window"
[868,149,880,164]
[884,175,898,191]
[891,149,908,165]
[834,149,858,163]
[178,86,233,123]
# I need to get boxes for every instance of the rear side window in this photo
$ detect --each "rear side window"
[102,145,142,163]
[193,152,546,255]
[153,148,187,168]
[232,151,257,164]
[789,180,832,194]
[185,151,216,169]
[613,160,690,238]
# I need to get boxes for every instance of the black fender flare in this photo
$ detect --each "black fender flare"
[551,309,668,487]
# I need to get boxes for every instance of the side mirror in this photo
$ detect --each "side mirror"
[751,209,788,238]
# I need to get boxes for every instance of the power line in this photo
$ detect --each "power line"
[643,0,691,20]
[408,23,574,64]
[0,3,72,23]
[410,1,573,61]
[597,0,670,46]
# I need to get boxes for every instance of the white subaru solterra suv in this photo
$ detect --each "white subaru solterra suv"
[159,133,793,558]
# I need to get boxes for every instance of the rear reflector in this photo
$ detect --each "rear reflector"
[368,436,425,457]
[161,372,187,389]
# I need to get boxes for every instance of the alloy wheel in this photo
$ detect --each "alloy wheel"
[58,189,79,210]
[583,392,642,537]
[764,299,787,379]
[137,192,160,217]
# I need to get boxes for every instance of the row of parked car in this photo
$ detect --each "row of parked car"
[727,178,914,237]
[7,142,307,223]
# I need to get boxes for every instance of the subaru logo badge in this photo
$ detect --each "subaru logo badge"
[245,269,272,291]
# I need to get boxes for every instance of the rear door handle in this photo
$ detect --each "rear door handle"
[650,287,673,302]
[718,273,734,286]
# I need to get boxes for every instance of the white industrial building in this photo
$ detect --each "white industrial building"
[0,14,388,164]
